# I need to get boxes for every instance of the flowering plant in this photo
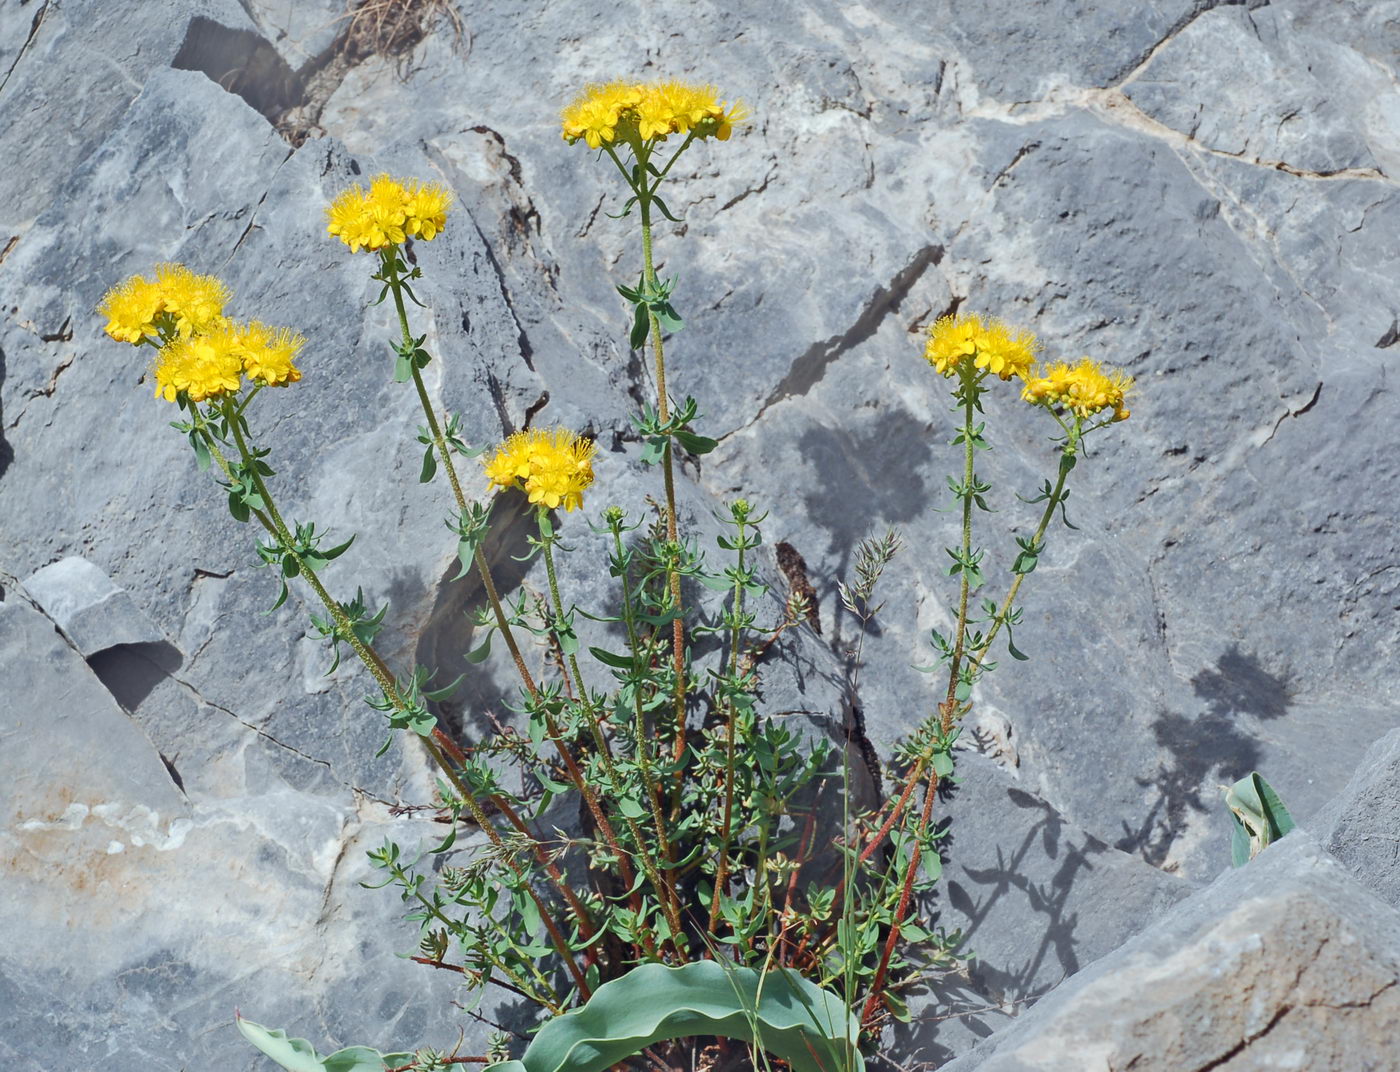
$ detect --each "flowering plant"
[100,78,1133,1072]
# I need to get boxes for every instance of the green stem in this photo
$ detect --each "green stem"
[211,409,594,997]
[380,250,542,703]
[971,430,1079,669]
[609,525,673,865]
[398,862,562,1013]
[707,514,748,936]
[540,514,686,955]
[941,366,982,734]
[638,197,689,785]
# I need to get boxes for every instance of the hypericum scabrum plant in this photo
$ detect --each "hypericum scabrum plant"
[100,76,1136,1072]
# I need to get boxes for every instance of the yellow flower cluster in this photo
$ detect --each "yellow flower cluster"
[561,79,748,150]
[151,319,305,403]
[98,264,230,345]
[98,265,304,404]
[925,313,1039,381]
[483,428,597,512]
[325,174,453,253]
[1022,359,1133,421]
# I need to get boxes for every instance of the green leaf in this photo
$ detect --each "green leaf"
[191,432,212,471]
[630,303,649,350]
[420,444,437,483]
[486,961,863,1072]
[466,633,494,664]
[1224,771,1296,867]
[589,646,635,670]
[673,429,716,455]
[652,195,683,223]
[617,796,646,820]
[640,436,667,466]
[393,350,412,383]
[236,1016,411,1072]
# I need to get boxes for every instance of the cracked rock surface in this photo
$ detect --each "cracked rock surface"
[2,0,1399,1068]
[942,833,1400,1071]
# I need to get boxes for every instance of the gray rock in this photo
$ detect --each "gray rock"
[0,594,474,1071]
[894,753,1194,1064]
[942,832,1400,1071]
[23,555,164,656]
[1312,728,1400,910]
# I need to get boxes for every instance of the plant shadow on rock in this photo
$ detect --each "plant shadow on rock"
[411,493,540,740]
[1118,645,1293,867]
[797,405,935,650]
[884,776,1104,1066]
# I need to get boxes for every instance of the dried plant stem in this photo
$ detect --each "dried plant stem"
[860,769,939,1031]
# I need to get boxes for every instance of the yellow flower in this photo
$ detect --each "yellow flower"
[561,79,746,148]
[236,320,305,387]
[151,324,244,403]
[975,321,1039,381]
[154,264,230,338]
[925,313,986,376]
[404,179,452,240]
[1022,358,1133,421]
[98,265,229,344]
[483,428,597,512]
[484,429,542,491]
[98,273,164,344]
[706,99,751,141]
[561,81,643,148]
[925,312,1038,380]
[326,174,449,252]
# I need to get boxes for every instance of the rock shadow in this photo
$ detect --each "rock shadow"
[0,342,12,481]
[1118,645,1293,866]
[87,640,185,711]
[172,17,305,123]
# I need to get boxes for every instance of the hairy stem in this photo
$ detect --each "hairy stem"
[210,413,592,996]
[381,250,541,702]
[971,435,1078,669]
[707,513,749,936]
[942,367,981,734]
[541,518,686,955]
[638,197,689,781]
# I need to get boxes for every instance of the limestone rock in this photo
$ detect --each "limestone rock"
[23,556,164,656]
[897,754,1194,1063]
[1312,728,1400,911]
[942,832,1400,1071]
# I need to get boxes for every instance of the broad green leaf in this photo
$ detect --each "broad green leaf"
[1224,770,1296,867]
[484,961,863,1072]
[235,1016,411,1072]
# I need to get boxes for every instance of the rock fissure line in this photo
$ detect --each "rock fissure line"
[718,243,942,442]
[0,0,50,98]
[1106,0,1273,90]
